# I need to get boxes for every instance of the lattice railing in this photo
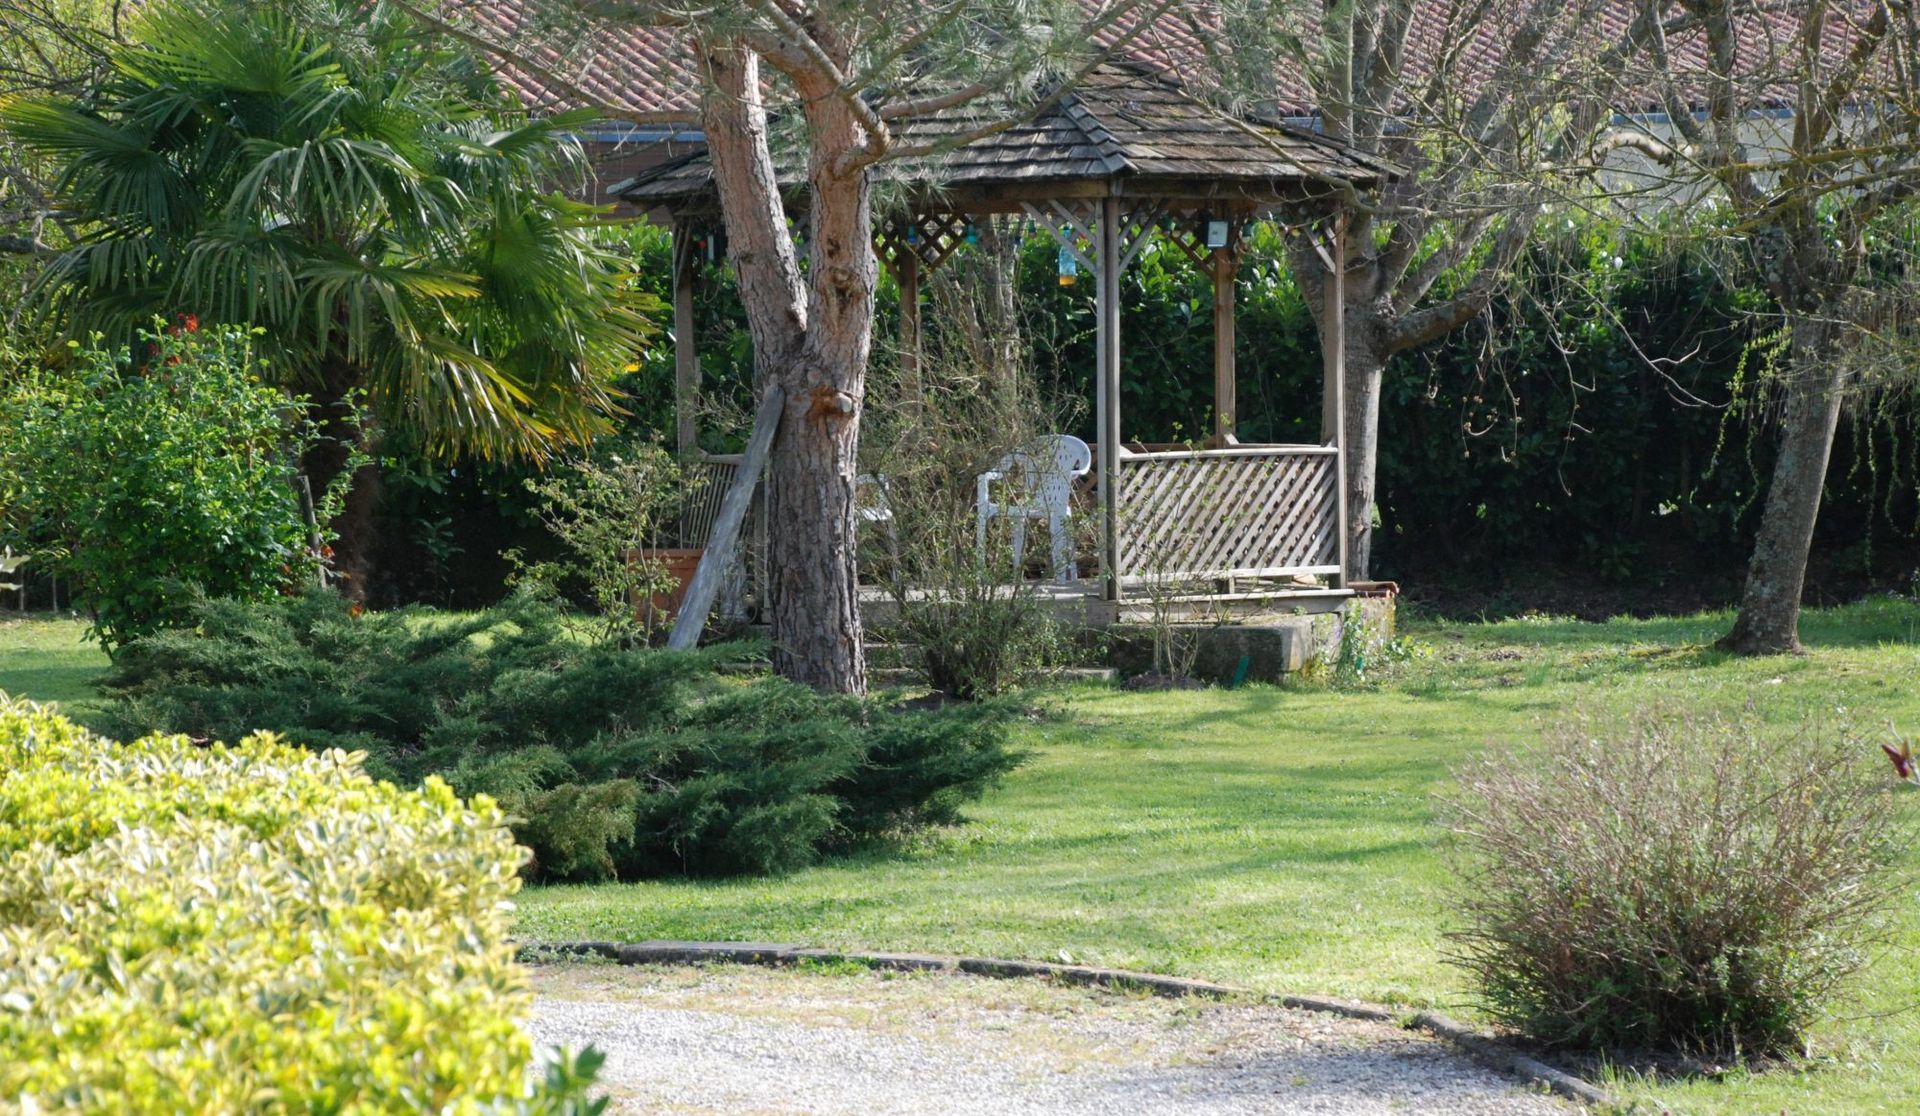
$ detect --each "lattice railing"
[1115,447,1340,580]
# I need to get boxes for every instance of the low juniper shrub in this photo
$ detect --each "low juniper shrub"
[1442,709,1904,1061]
[90,588,1025,881]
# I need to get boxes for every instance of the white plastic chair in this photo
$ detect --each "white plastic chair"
[855,472,900,566]
[975,435,1092,582]
[854,473,894,526]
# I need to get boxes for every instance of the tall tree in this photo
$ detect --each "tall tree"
[0,0,651,591]
[0,0,112,268]
[1607,0,1920,653]
[417,0,1169,692]
[1193,1,1674,578]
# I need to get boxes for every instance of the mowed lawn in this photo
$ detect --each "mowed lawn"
[0,616,109,711]
[5,601,1918,1113]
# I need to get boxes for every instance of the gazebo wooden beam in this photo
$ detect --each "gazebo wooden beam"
[894,249,920,389]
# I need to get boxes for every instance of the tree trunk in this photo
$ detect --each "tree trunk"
[301,361,379,600]
[699,40,870,693]
[766,96,875,692]
[765,372,865,689]
[1341,339,1387,581]
[1293,235,1390,582]
[1719,314,1846,655]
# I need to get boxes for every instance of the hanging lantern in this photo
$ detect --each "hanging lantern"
[1057,245,1078,286]
[905,223,921,246]
[964,221,980,245]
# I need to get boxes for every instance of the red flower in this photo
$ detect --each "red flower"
[182,313,199,332]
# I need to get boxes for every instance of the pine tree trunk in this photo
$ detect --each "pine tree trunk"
[699,41,870,693]
[1719,315,1845,655]
[764,117,874,692]
[765,368,865,690]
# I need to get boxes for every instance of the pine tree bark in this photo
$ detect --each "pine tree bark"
[1719,314,1846,655]
[700,40,870,693]
[764,152,872,691]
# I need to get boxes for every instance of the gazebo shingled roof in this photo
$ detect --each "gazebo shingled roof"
[615,62,1398,212]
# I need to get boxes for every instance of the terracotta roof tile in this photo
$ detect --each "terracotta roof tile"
[486,2,1881,124]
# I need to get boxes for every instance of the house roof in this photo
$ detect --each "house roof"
[482,2,1881,125]
[615,61,1399,215]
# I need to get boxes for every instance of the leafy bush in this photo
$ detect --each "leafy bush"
[507,439,688,644]
[865,234,1075,699]
[90,589,1023,881]
[373,214,1920,612]
[0,322,336,647]
[1443,710,1903,1058]
[0,699,601,1113]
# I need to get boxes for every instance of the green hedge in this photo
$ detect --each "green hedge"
[89,590,1025,882]
[0,700,596,1113]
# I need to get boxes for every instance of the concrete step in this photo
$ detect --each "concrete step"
[870,665,1118,689]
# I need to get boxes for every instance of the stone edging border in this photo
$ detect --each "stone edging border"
[519,939,1612,1108]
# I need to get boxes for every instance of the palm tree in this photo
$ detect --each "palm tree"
[0,0,653,590]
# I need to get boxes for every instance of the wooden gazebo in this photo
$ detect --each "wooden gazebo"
[617,62,1397,615]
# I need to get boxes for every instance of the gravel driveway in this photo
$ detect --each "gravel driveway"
[528,963,1574,1115]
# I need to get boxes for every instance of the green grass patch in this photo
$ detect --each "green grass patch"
[517,599,1920,1115]
[0,616,108,714]
[1,600,1916,1111]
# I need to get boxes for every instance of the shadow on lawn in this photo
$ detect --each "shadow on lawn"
[1421,595,1920,653]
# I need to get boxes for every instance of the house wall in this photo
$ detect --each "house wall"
[574,126,706,216]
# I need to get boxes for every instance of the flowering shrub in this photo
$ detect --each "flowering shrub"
[0,699,601,1113]
[0,320,336,646]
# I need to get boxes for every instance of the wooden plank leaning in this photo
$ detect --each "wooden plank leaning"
[666,385,785,652]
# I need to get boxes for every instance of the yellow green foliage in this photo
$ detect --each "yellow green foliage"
[0,699,563,1114]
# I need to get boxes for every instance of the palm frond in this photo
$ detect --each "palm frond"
[6,0,647,463]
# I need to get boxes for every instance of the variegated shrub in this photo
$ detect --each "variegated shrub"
[0,700,594,1114]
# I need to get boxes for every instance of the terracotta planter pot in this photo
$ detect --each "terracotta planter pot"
[628,547,705,620]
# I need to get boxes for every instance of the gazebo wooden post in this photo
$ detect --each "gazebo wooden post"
[1098,195,1124,602]
[1210,233,1237,446]
[897,247,921,399]
[1323,212,1350,589]
[671,219,699,457]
